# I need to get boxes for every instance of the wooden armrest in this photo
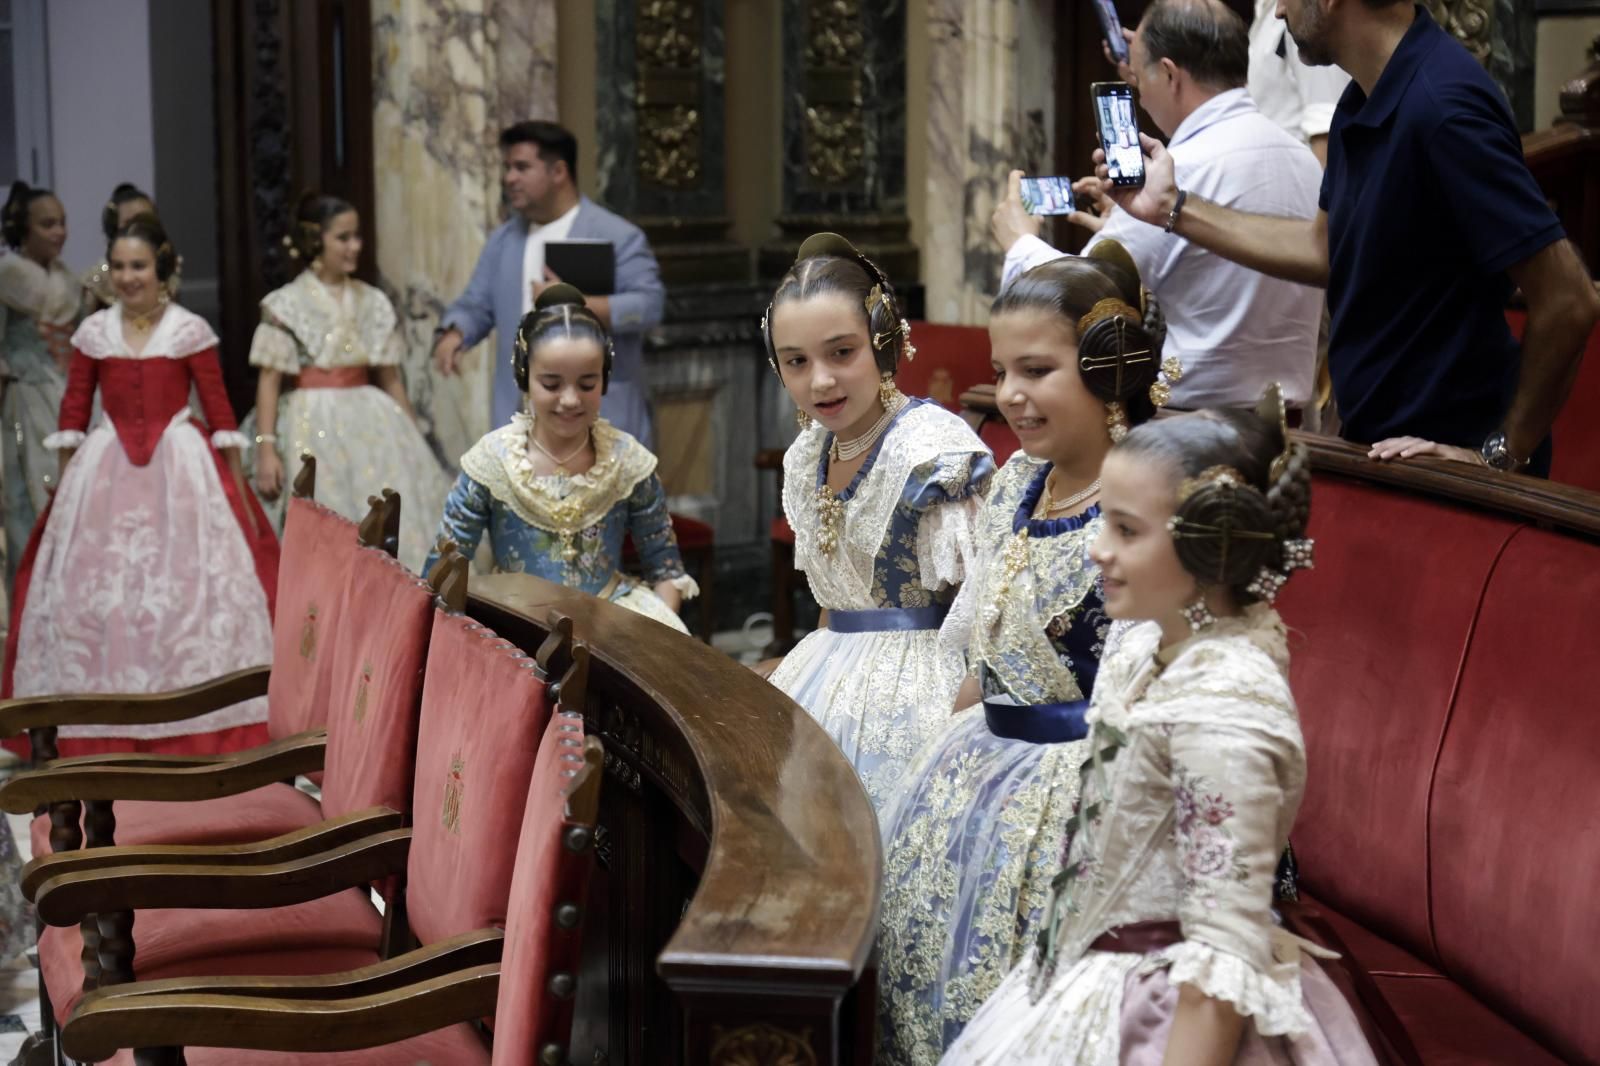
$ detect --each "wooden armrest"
[20,806,402,901]
[0,665,271,736]
[753,448,786,471]
[64,963,499,1062]
[34,827,412,926]
[77,928,503,1003]
[0,729,327,814]
[958,383,999,415]
[44,752,226,770]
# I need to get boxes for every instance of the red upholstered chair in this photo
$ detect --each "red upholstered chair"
[9,521,466,1035]
[51,634,602,1064]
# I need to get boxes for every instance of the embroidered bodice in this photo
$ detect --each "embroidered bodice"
[427,416,685,593]
[1030,605,1315,1032]
[781,399,994,612]
[57,306,242,466]
[0,253,81,383]
[949,455,1108,706]
[250,271,402,374]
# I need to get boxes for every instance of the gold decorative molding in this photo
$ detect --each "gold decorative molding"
[801,0,866,185]
[636,0,705,189]
[709,1023,818,1066]
[805,104,866,184]
[1426,0,1493,67]
[640,104,703,187]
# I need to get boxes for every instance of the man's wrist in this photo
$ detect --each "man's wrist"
[1164,188,1189,233]
[432,323,462,344]
[1479,429,1530,472]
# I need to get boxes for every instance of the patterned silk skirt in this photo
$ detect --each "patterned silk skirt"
[877,709,1086,1065]
[769,624,964,808]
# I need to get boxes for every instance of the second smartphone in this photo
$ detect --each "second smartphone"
[1092,81,1145,187]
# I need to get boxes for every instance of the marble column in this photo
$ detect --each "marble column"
[370,0,558,468]
[922,0,1054,325]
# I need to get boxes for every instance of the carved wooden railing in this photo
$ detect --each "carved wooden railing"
[467,575,882,1066]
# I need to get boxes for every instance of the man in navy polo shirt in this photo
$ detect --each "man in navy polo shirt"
[1090,0,1599,475]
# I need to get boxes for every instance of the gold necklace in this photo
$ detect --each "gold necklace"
[125,301,166,332]
[1042,474,1101,515]
[527,426,591,475]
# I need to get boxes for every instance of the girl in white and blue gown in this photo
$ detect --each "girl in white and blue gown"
[878,246,1175,1065]
[761,233,994,806]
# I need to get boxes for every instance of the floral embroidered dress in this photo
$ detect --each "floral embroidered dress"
[246,270,451,572]
[769,398,993,806]
[426,414,695,633]
[2,304,279,757]
[877,454,1109,1065]
[941,606,1376,1066]
[0,251,80,593]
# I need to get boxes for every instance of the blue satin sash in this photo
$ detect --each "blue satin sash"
[983,698,1090,744]
[827,604,949,633]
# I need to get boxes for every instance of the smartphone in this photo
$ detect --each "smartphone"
[1092,81,1145,188]
[1094,0,1130,64]
[1019,176,1076,216]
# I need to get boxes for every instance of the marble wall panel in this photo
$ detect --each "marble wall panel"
[371,0,557,468]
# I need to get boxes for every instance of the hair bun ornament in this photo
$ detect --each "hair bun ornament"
[535,282,589,311]
[796,231,863,263]
[1167,465,1279,587]
[280,234,301,260]
[1087,238,1141,290]
[1077,305,1158,441]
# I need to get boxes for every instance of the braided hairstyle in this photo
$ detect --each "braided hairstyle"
[285,192,356,266]
[2,181,56,250]
[762,232,911,376]
[111,213,180,282]
[513,283,614,393]
[101,183,155,241]
[991,240,1168,429]
[1115,385,1312,606]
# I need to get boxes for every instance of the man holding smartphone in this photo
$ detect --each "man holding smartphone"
[994,0,1324,414]
[1092,0,1600,475]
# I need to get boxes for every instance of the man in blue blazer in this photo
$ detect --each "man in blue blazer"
[432,121,665,446]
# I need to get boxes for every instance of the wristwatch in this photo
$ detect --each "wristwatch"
[1479,431,1528,472]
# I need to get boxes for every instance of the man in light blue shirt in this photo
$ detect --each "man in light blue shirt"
[433,121,664,446]
[992,0,1323,412]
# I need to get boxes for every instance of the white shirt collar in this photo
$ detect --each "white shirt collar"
[1168,87,1254,148]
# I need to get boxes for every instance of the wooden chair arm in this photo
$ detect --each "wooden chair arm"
[0,665,271,736]
[75,928,503,1003]
[20,807,402,901]
[0,730,328,814]
[34,827,412,927]
[64,962,499,1062]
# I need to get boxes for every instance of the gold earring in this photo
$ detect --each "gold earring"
[878,373,901,411]
[1106,401,1130,443]
[795,409,813,429]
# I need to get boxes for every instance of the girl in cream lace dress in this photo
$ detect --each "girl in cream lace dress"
[878,248,1178,1065]
[426,285,694,632]
[762,233,992,806]
[943,395,1375,1066]
[248,193,449,571]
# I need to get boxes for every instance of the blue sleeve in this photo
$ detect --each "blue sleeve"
[424,473,494,574]
[606,224,665,336]
[626,473,686,583]
[1429,87,1564,274]
[441,231,501,348]
[901,449,996,511]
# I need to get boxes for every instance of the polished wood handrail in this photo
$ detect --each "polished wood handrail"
[467,574,882,1063]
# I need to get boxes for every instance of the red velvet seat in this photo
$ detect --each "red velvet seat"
[106,1026,488,1066]
[896,322,994,412]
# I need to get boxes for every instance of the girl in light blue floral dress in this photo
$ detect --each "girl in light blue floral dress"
[760,233,993,806]
[426,285,694,632]
[877,246,1178,1065]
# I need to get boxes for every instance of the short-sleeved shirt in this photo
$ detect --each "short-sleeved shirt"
[1320,5,1564,449]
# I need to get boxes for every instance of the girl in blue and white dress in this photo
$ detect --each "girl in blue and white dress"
[877,245,1176,1065]
[758,232,993,807]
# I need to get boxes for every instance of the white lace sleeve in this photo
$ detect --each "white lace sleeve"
[211,430,250,450]
[916,493,982,592]
[43,430,86,450]
[248,319,300,374]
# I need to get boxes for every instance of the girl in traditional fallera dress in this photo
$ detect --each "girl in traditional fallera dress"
[248,193,450,571]
[426,284,695,632]
[878,245,1180,1065]
[0,182,79,594]
[759,233,994,806]
[3,214,279,758]
[942,392,1377,1066]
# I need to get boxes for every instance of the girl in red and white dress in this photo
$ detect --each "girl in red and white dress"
[3,214,278,758]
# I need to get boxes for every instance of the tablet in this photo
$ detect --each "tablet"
[544,240,616,296]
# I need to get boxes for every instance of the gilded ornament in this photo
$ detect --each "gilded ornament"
[814,485,846,554]
[709,1022,817,1066]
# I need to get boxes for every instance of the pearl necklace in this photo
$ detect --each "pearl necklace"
[527,426,591,475]
[830,395,906,462]
[1041,475,1101,516]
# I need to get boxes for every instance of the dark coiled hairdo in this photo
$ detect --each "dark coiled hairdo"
[101,183,155,241]
[513,283,614,393]
[991,242,1168,427]
[3,181,57,250]
[110,213,179,282]
[763,232,908,376]
[286,192,357,266]
[1113,393,1312,606]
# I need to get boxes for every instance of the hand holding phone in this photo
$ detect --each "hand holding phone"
[1092,81,1145,188]
[1093,0,1129,64]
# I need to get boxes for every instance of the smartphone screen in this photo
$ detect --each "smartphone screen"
[1094,0,1129,64]
[1092,81,1145,188]
[1019,177,1076,216]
